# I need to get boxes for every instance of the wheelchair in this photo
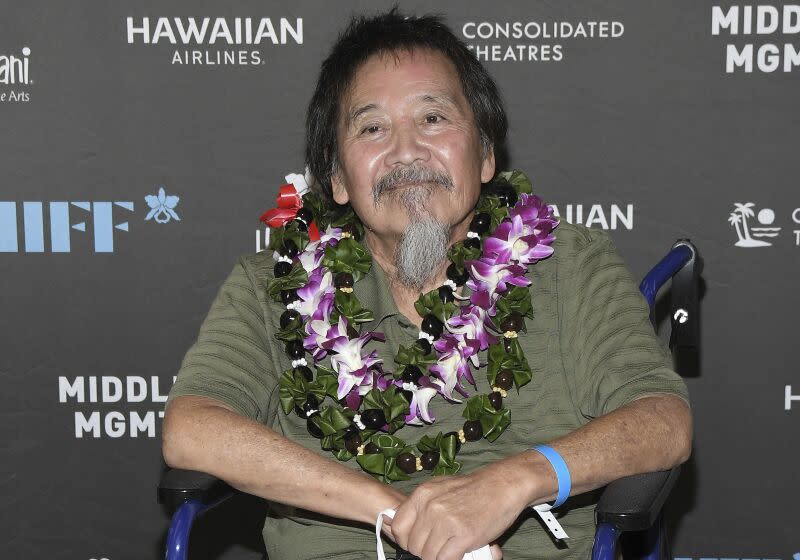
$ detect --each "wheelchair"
[158,239,701,560]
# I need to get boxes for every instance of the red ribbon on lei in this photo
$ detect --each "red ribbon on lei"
[260,183,320,241]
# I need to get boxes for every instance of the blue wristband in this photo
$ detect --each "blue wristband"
[532,444,571,508]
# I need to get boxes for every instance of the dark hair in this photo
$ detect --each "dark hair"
[305,8,508,203]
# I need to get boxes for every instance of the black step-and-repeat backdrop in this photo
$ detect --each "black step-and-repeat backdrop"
[1,1,798,558]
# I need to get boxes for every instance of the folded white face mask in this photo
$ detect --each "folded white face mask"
[375,509,494,560]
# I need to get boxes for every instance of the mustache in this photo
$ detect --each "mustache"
[372,165,455,206]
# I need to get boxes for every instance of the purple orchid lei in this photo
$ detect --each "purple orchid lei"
[269,171,558,481]
[426,193,557,408]
[285,193,557,422]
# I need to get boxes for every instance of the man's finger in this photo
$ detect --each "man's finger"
[390,502,417,551]
[438,535,481,560]
[380,517,395,541]
[490,544,503,560]
[389,515,408,550]
[406,514,434,558]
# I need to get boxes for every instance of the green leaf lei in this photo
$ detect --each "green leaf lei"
[266,171,557,483]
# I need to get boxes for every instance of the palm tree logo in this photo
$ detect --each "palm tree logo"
[728,202,780,247]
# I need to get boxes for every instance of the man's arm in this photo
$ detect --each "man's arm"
[163,258,404,528]
[389,393,691,560]
[391,229,694,559]
[533,392,691,499]
[163,394,405,526]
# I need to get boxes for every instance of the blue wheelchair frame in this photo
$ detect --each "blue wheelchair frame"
[159,240,700,560]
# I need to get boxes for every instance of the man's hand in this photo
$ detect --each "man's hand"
[390,462,526,560]
[387,394,691,560]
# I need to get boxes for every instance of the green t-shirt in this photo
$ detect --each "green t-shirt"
[166,220,689,559]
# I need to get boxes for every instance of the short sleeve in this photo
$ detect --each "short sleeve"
[560,230,690,419]
[166,257,278,422]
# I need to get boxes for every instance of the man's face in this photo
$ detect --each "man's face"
[331,48,495,238]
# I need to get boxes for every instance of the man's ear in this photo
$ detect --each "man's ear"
[330,172,350,205]
[480,145,496,184]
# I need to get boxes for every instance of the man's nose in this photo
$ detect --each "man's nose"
[385,121,430,167]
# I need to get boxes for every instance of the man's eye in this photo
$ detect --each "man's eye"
[425,114,445,124]
[361,124,381,135]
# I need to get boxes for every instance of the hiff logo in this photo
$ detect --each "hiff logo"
[1,187,180,253]
[0,46,30,85]
[728,202,781,247]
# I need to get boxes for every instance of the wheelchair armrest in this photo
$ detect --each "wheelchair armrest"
[595,467,680,532]
[157,467,234,509]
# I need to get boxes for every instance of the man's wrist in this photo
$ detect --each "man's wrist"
[360,481,405,525]
[507,449,561,508]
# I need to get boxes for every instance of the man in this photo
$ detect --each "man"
[163,10,692,560]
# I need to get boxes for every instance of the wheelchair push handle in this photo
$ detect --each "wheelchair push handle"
[638,239,702,350]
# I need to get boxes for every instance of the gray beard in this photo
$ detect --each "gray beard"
[394,214,450,291]
[371,164,454,290]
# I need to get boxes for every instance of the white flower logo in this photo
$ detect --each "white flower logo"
[145,187,180,224]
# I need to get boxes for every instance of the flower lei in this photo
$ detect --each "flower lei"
[262,170,558,483]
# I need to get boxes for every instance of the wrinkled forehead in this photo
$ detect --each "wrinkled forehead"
[339,47,467,125]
